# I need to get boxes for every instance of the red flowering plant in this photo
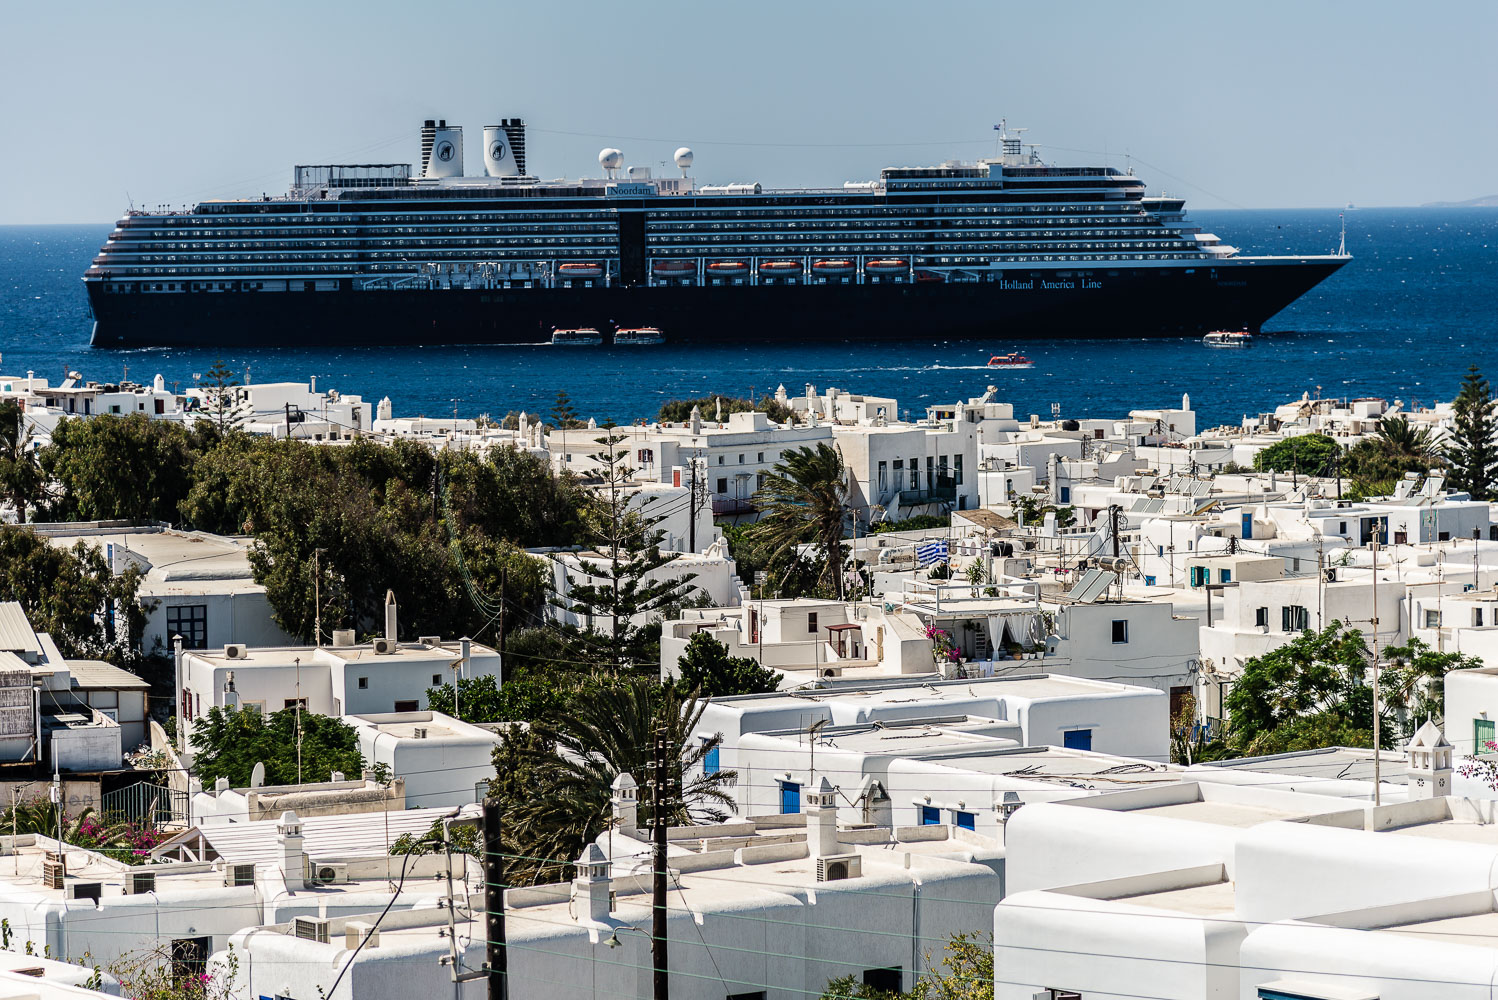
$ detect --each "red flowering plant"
[1458,740,1498,791]
[925,625,959,666]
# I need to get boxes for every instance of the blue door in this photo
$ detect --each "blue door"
[920,805,940,825]
[780,781,800,814]
[1063,729,1093,751]
[1241,512,1253,540]
[703,744,720,775]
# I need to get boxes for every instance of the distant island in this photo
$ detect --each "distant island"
[1421,194,1498,207]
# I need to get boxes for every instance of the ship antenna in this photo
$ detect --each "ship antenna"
[1338,213,1346,256]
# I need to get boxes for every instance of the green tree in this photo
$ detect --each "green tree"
[869,514,950,535]
[750,443,850,599]
[1223,622,1398,751]
[188,706,363,787]
[658,393,796,425]
[0,527,150,663]
[494,676,734,885]
[1446,366,1497,500]
[1381,637,1483,729]
[0,400,41,524]
[196,359,247,432]
[38,414,210,523]
[549,390,585,430]
[1253,433,1342,477]
[554,427,697,669]
[674,631,780,697]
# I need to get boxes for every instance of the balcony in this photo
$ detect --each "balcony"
[711,497,756,516]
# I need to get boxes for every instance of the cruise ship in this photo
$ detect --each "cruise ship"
[84,119,1349,347]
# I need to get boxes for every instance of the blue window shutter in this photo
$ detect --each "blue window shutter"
[955,811,976,831]
[1063,729,1092,751]
[920,805,940,825]
[704,745,719,775]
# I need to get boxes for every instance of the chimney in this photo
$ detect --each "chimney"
[610,772,638,836]
[806,777,840,859]
[277,810,306,890]
[384,590,398,643]
[573,843,612,924]
[222,671,239,712]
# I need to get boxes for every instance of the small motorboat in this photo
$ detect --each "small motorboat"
[864,258,909,274]
[811,258,856,276]
[551,328,602,346]
[1202,330,1253,347]
[651,260,697,279]
[613,327,664,345]
[557,262,604,279]
[987,352,1034,369]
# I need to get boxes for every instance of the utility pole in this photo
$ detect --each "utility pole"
[284,401,293,440]
[1371,538,1382,807]
[651,730,670,1000]
[498,568,508,658]
[294,657,303,785]
[483,797,508,1000]
[313,548,325,647]
[1110,505,1121,560]
[687,454,697,553]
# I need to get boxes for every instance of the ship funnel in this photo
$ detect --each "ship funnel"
[420,119,464,179]
[484,119,526,177]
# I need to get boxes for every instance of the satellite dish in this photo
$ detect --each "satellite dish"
[250,762,266,788]
[598,148,623,177]
[674,146,694,175]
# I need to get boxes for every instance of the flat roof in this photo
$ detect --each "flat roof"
[1118,880,1237,916]
[919,746,1179,784]
[152,806,459,863]
[1122,799,1312,828]
[1198,747,1408,787]
[721,673,1143,711]
[1380,910,1498,951]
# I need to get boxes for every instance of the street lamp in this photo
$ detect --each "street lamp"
[604,924,651,949]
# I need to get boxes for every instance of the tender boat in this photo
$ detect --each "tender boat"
[556,262,604,279]
[551,327,602,346]
[758,260,803,276]
[651,260,697,279]
[811,259,856,276]
[1202,330,1253,347]
[864,258,909,274]
[706,260,749,277]
[613,327,664,345]
[987,352,1034,369]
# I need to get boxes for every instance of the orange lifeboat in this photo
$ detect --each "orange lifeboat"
[651,260,697,278]
[812,259,856,275]
[864,258,908,274]
[758,260,803,274]
[706,260,749,276]
[557,262,603,279]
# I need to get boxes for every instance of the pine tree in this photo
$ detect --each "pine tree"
[1446,366,1497,500]
[554,425,697,669]
[197,359,248,432]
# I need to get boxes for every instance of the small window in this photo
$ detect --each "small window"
[756,452,764,463]
[394,700,418,713]
[1219,569,1232,583]
[703,741,720,775]
[283,697,307,710]
[1255,607,1269,628]
[1063,729,1092,751]
[1111,620,1128,643]
[920,805,940,825]
[738,454,745,464]
[807,612,819,634]
[1425,609,1442,628]
[863,968,902,993]
[432,674,442,686]
[717,455,724,465]
[357,677,368,689]
[954,810,976,831]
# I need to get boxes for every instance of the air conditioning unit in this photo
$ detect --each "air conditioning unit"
[344,921,380,950]
[224,863,256,887]
[417,635,442,647]
[293,916,330,944]
[127,871,156,894]
[372,638,397,655]
[66,882,102,903]
[815,853,862,882]
[312,862,350,885]
[224,643,248,660]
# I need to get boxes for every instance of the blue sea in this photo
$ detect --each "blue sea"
[0,209,1493,428]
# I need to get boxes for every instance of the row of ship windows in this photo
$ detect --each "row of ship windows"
[646,229,1182,242]
[91,252,1210,279]
[649,216,1155,232]
[136,201,1149,229]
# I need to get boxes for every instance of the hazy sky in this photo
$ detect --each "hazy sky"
[2,0,1494,224]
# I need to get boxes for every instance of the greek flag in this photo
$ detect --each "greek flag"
[915,540,949,567]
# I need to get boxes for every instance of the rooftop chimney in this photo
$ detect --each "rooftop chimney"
[384,590,398,643]
[611,771,638,836]
[806,777,841,859]
[277,810,305,890]
[574,843,612,924]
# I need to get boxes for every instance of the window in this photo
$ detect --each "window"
[1063,729,1092,751]
[1477,608,1486,627]
[954,810,976,831]
[1111,620,1128,643]
[394,699,419,712]
[170,937,211,988]
[432,674,442,686]
[166,605,208,649]
[1282,605,1310,631]
[1059,486,1070,503]
[953,454,963,485]
[757,452,764,463]
[727,993,767,1000]
[357,677,368,689]
[1476,718,1495,754]
[283,697,307,710]
[717,477,728,494]
[920,805,940,825]
[738,454,745,464]
[1255,607,1269,628]
[1421,608,1442,628]
[878,461,887,492]
[807,612,818,633]
[1219,569,1232,584]
[780,781,800,814]
[703,741,720,775]
[863,969,902,993]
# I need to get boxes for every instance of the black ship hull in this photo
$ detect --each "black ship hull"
[87,258,1347,348]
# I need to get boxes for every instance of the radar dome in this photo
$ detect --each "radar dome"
[598,148,623,170]
[674,147,694,169]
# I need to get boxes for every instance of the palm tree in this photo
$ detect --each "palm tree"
[750,443,849,599]
[497,677,735,885]
[1374,415,1438,464]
